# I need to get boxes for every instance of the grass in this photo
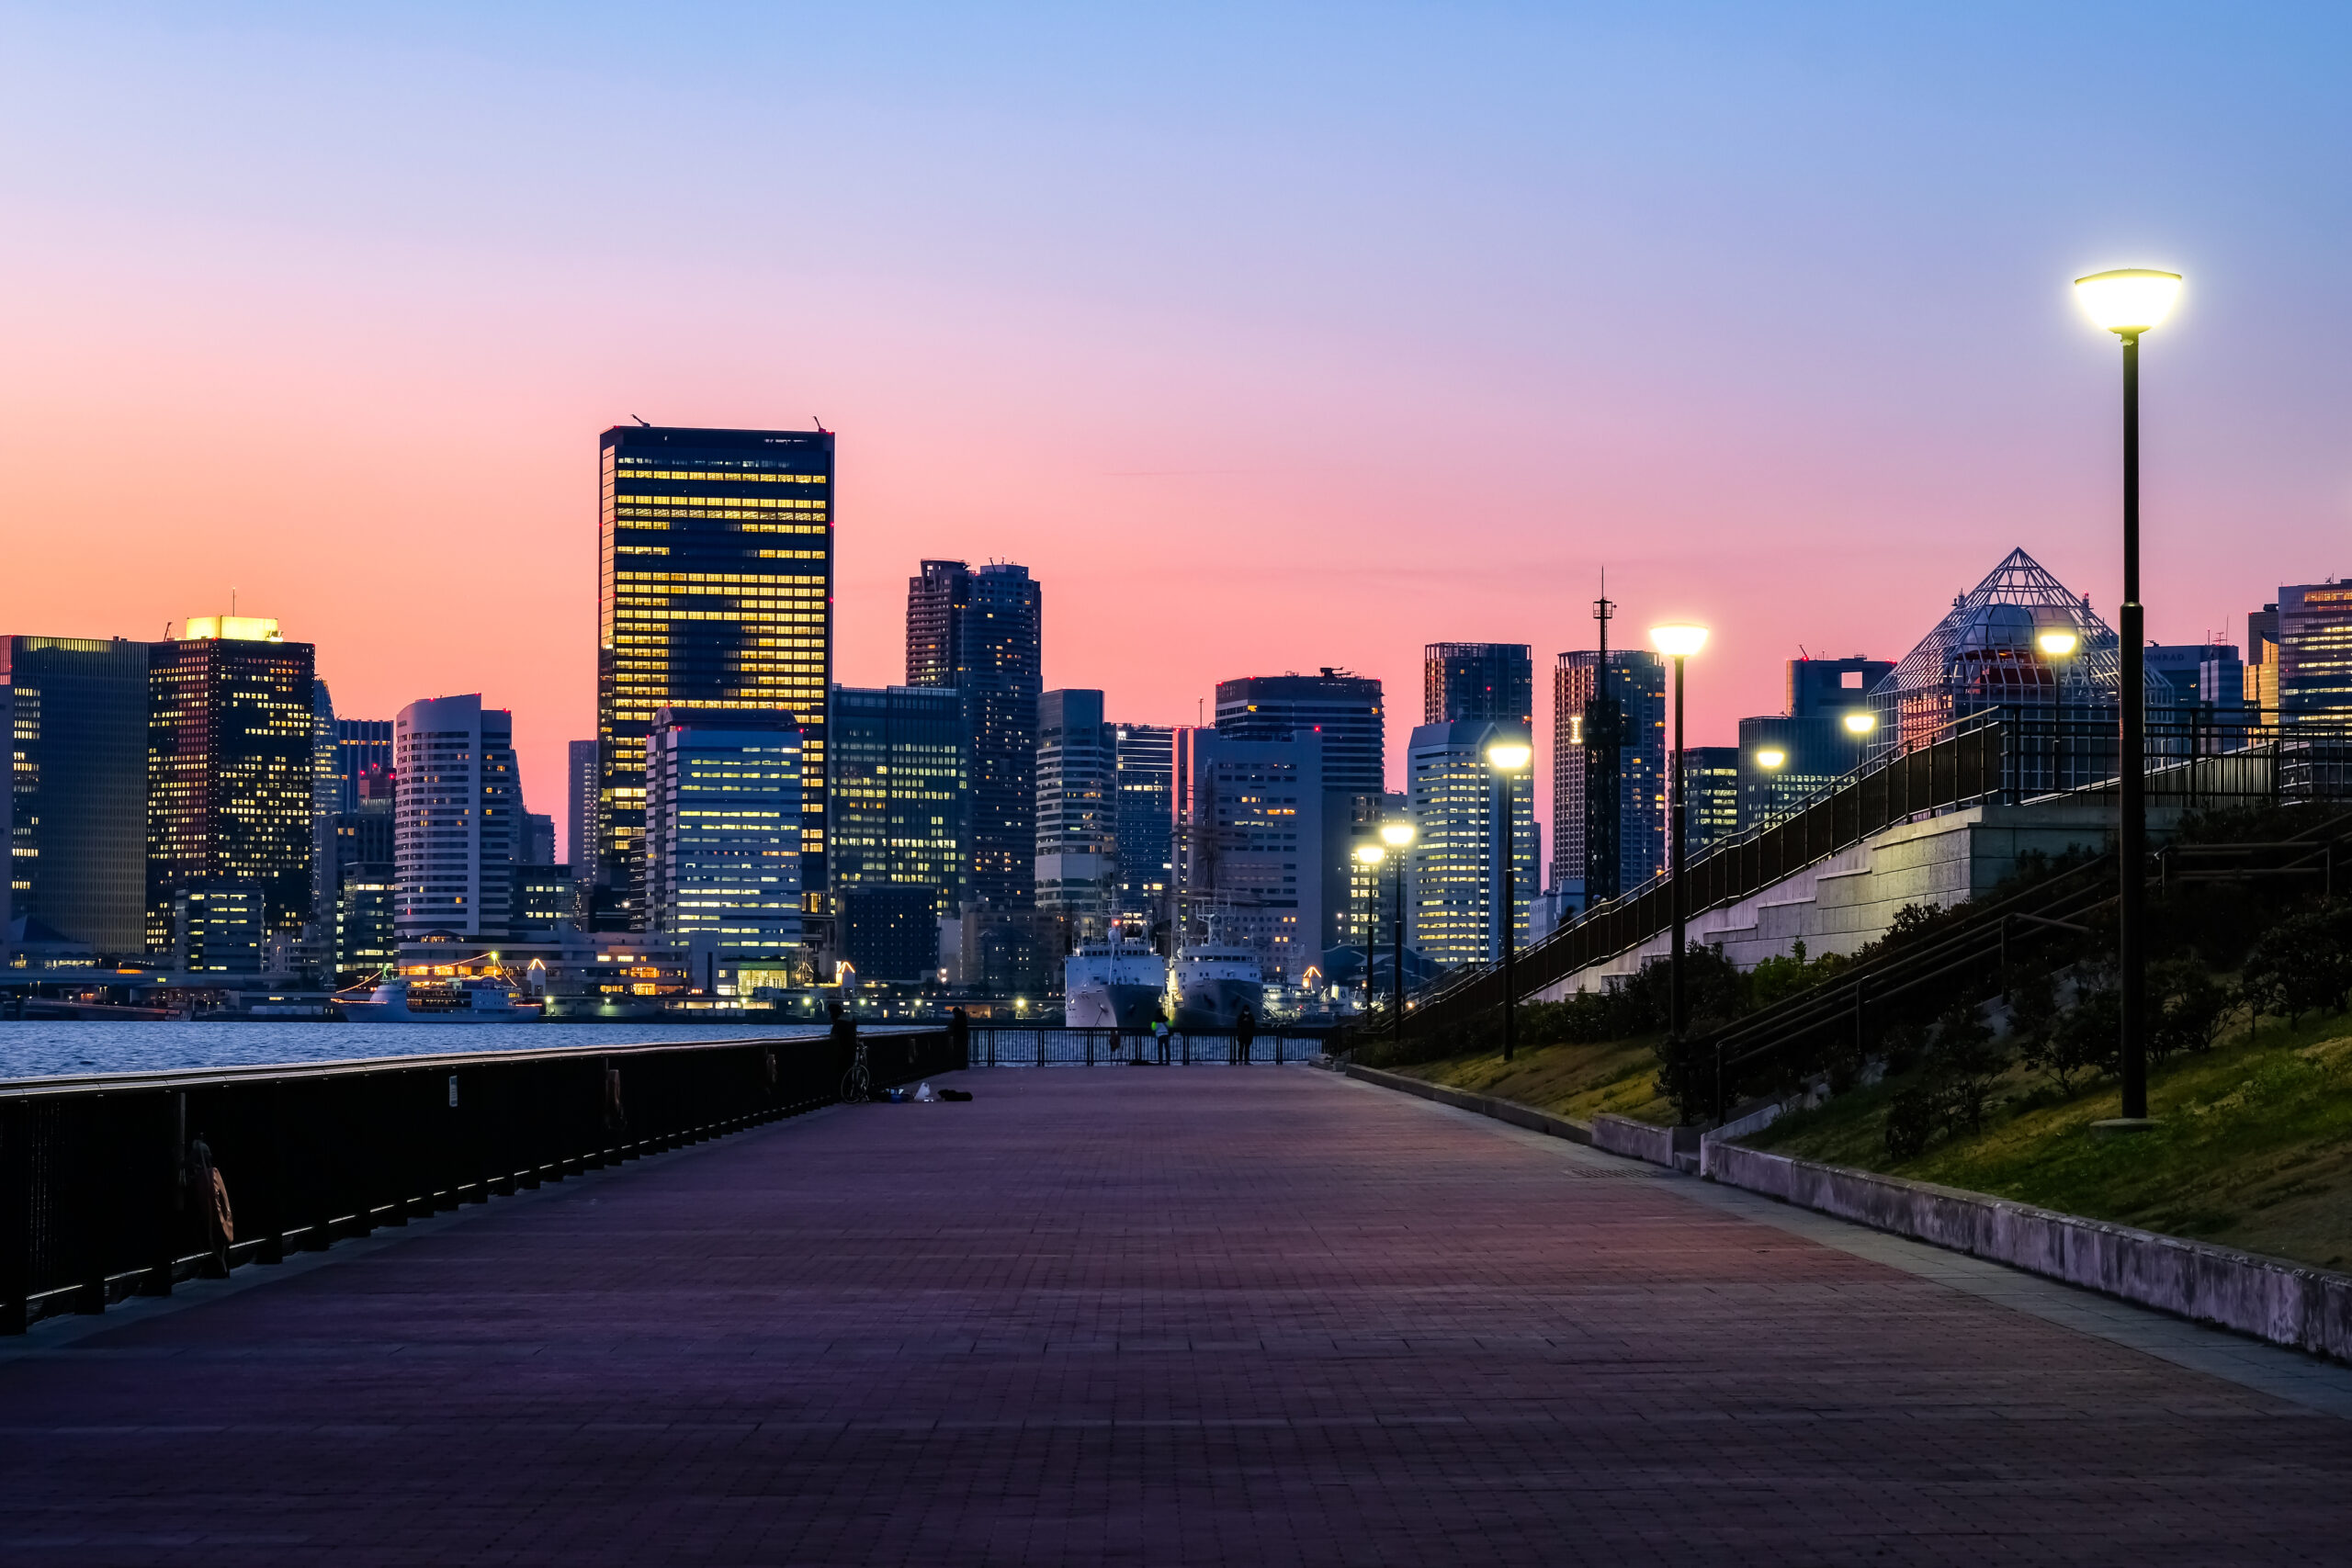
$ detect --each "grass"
[1386,1032,1679,1125]
[1748,1011,2352,1273]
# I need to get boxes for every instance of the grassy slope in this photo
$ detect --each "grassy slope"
[1748,1014,2352,1271]
[1392,1032,1678,1125]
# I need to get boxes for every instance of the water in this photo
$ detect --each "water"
[0,1021,832,1083]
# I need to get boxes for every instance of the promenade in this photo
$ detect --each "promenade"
[3,1066,2348,1564]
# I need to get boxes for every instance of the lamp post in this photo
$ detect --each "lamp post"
[1484,739,1532,1062]
[1382,818,1415,1045]
[1651,625,1710,1046]
[2075,266,2181,1125]
[1352,841,1385,1017]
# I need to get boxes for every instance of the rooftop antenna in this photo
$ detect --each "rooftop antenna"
[631,414,651,426]
[813,415,831,434]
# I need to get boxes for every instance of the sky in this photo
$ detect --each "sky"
[2,2,2347,849]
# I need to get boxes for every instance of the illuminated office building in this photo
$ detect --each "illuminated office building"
[1214,669,1385,951]
[394,694,521,942]
[1182,729,1329,984]
[1113,723,1175,931]
[567,739,597,872]
[147,616,317,950]
[905,559,1042,909]
[2,636,151,960]
[828,684,965,919]
[642,710,803,962]
[1550,650,1666,909]
[1036,689,1115,939]
[2278,581,2352,719]
[1735,655,1892,829]
[1407,720,1535,971]
[333,718,393,812]
[597,424,834,929]
[1425,643,1533,727]
[1684,745,1742,855]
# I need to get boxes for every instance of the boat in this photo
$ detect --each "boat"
[1062,937,1170,1030]
[1171,919,1264,1032]
[339,976,543,1023]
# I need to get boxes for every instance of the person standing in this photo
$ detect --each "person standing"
[948,1005,971,1067]
[1234,1006,1255,1066]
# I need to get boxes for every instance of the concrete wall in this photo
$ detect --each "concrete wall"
[1532,802,2166,1000]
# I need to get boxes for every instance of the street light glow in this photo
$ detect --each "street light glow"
[1843,711,1877,736]
[1353,842,1386,866]
[1650,624,1710,659]
[1485,741,1532,772]
[1755,748,1787,769]
[2036,627,2080,658]
[2075,268,2182,335]
[1379,820,1417,849]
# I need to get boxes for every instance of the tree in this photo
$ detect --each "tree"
[2242,904,2352,1028]
[2024,975,2118,1096]
[2149,957,2233,1059]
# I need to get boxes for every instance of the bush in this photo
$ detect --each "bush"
[1927,1001,2009,1135]
[2242,902,2352,1028]
[2150,957,2234,1060]
[2026,975,2119,1094]
[1883,1086,1937,1160]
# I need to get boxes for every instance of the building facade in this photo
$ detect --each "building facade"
[1736,655,1892,829]
[172,883,265,974]
[1684,745,1742,855]
[827,683,966,920]
[393,694,521,942]
[147,616,317,950]
[641,711,803,962]
[2247,604,2280,716]
[904,559,1042,909]
[1113,723,1175,932]
[1214,670,1385,952]
[1424,643,1533,727]
[1035,689,1116,939]
[2,636,151,960]
[1407,720,1536,972]
[2278,582,2352,720]
[566,739,597,874]
[1183,729,1329,984]
[1549,650,1666,910]
[596,424,834,929]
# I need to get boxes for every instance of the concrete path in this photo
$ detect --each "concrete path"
[3,1067,2348,1565]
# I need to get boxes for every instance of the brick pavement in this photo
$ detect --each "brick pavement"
[2,1067,2348,1565]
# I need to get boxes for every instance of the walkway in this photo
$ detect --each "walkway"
[3,1068,2348,1564]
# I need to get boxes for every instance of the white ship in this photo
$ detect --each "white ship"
[339,976,543,1023]
[1171,920,1264,1032]
[1062,937,1170,1031]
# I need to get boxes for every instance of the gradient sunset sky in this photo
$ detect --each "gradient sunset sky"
[4,4,2346,841]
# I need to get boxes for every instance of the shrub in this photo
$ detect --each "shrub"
[2242,902,2352,1028]
[1883,1086,1937,1160]
[2149,957,2234,1059]
[2027,976,2120,1094]
[1926,1001,2008,1135]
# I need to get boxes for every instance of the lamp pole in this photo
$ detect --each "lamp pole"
[1650,626,1709,1048]
[1380,819,1416,1048]
[1482,742,1532,1064]
[2075,268,2179,1126]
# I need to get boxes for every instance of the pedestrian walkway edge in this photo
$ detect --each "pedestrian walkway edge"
[1340,1063,1592,1145]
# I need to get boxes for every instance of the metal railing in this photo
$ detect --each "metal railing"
[969,1029,1321,1066]
[0,1029,962,1334]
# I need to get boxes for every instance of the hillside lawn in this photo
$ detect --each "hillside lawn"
[1391,1032,1679,1126]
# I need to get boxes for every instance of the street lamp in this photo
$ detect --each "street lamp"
[1754,748,1787,770]
[2035,627,2080,659]
[1381,818,1415,1046]
[1484,739,1532,1062]
[1651,624,1709,1048]
[1352,841,1385,1014]
[2075,265,2181,1126]
[1842,711,1876,738]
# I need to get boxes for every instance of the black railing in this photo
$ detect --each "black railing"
[969,1029,1320,1066]
[0,1029,962,1334]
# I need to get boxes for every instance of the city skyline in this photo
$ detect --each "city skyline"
[5,7,2348,835]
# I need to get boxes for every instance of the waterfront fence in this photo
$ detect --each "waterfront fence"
[969,1029,1321,1067]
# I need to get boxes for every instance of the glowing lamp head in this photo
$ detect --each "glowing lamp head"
[2074,268,2182,335]
[1650,624,1710,659]
[2036,628,2080,658]
[1353,842,1386,866]
[1485,741,1533,773]
[1754,748,1788,770]
[1842,711,1877,737]
[1379,820,1417,849]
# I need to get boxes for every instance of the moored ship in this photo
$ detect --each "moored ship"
[1171,925,1263,1032]
[1063,937,1170,1030]
[339,976,543,1023]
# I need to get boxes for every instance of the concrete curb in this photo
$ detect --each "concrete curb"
[1342,1065,1591,1145]
[1702,1140,2352,1363]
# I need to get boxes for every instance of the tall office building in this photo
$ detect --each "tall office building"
[1684,745,1742,855]
[1,636,151,958]
[1424,643,1533,727]
[567,739,598,873]
[2278,582,2352,719]
[334,718,394,812]
[642,710,803,962]
[147,616,317,950]
[597,424,834,929]
[309,679,338,919]
[2145,644,2248,724]
[394,694,521,942]
[1113,723,1175,931]
[1214,670,1385,950]
[1183,729,1330,983]
[904,559,1042,908]
[1406,720,1536,971]
[1036,689,1116,939]
[1550,650,1666,910]
[1736,655,1893,829]
[2246,604,2280,716]
[827,683,966,919]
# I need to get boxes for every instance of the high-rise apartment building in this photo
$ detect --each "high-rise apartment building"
[1406,720,1537,972]
[1549,650,1666,911]
[1036,689,1115,939]
[1113,723,1175,931]
[642,710,803,962]
[1214,670,1385,950]
[904,559,1041,908]
[597,424,834,928]
[147,616,317,950]
[828,684,967,919]
[1183,729,1329,984]
[2278,582,2352,719]
[1424,643,1533,727]
[2,636,151,959]
[393,694,521,942]
[566,739,598,874]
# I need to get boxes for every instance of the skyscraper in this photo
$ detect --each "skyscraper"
[566,739,598,874]
[1,636,151,958]
[642,710,803,963]
[1113,723,1175,932]
[827,683,966,918]
[1424,643,1533,727]
[1406,719,1536,971]
[2278,582,2352,719]
[1550,649,1666,909]
[597,424,834,929]
[1684,745,1742,855]
[147,616,317,949]
[1036,689,1116,939]
[1214,670,1385,950]
[2247,604,2280,716]
[1183,729,1329,983]
[310,678,338,920]
[904,559,1042,908]
[334,718,394,812]
[393,694,520,942]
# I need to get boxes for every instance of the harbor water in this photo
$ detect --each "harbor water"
[0,1022,833,1083]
